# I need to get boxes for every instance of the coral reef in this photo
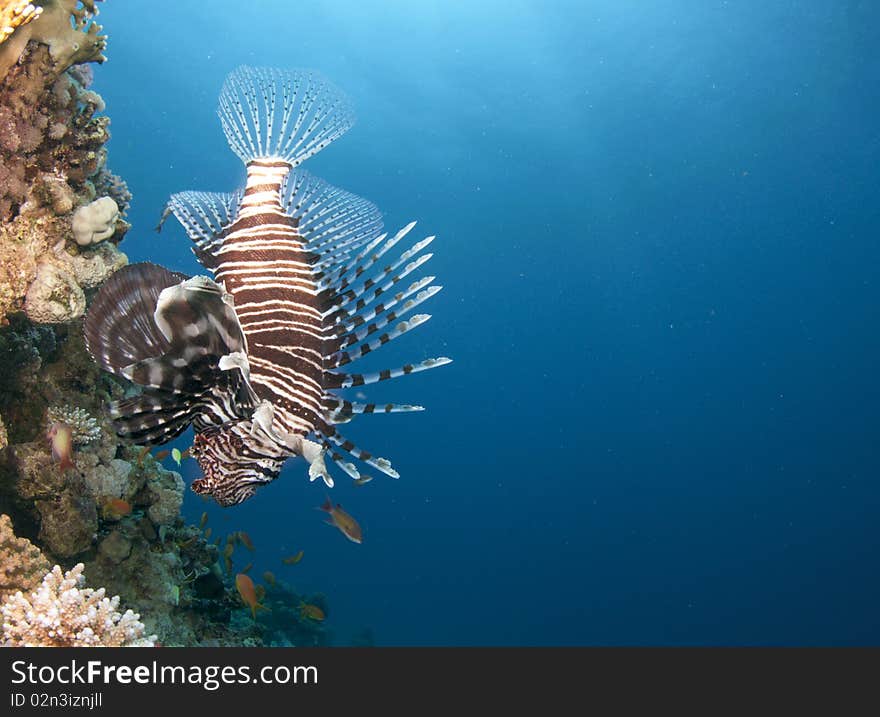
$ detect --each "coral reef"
[46,404,100,444]
[0,512,50,602]
[0,1,106,79]
[0,0,126,325]
[1,562,156,646]
[71,195,116,245]
[0,3,343,648]
[0,2,42,46]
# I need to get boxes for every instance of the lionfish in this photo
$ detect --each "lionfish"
[84,66,450,506]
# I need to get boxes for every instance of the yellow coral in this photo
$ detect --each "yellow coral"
[0,1,42,45]
[0,512,51,603]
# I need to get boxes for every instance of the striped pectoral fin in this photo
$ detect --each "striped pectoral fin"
[122,353,212,394]
[322,230,434,316]
[328,314,432,368]
[109,389,201,445]
[323,357,453,390]
[155,275,248,357]
[322,397,425,425]
[327,278,441,346]
[315,423,400,480]
[84,262,190,378]
[322,221,417,291]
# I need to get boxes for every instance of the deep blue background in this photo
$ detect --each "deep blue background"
[92,1,879,644]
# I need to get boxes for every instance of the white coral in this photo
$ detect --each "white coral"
[71,196,118,246]
[1,563,156,647]
[47,405,101,445]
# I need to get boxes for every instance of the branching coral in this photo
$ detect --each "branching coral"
[1,562,156,646]
[0,512,50,602]
[0,1,41,45]
[46,404,100,445]
[0,1,105,79]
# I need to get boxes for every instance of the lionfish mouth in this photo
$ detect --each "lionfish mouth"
[84,65,451,507]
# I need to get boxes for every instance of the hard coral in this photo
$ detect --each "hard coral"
[0,0,106,79]
[71,195,116,245]
[46,404,100,444]
[0,2,42,46]
[1,562,156,646]
[0,512,50,602]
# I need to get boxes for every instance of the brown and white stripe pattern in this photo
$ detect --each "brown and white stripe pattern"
[214,159,326,439]
[137,66,453,505]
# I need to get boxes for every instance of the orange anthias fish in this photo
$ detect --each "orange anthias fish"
[153,449,170,462]
[263,571,276,586]
[47,422,75,473]
[319,500,362,544]
[235,573,267,619]
[298,602,325,621]
[102,497,132,520]
[238,531,255,551]
[281,550,304,565]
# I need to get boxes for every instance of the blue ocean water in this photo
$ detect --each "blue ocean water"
[92,1,879,645]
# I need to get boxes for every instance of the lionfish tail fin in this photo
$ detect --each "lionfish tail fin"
[84,262,188,377]
[218,66,355,167]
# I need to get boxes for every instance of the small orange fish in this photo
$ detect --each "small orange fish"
[235,574,267,619]
[241,562,253,574]
[281,550,304,565]
[153,449,170,461]
[199,512,208,529]
[102,497,132,520]
[238,531,255,551]
[47,422,75,473]
[180,447,192,460]
[223,543,234,559]
[298,602,325,621]
[263,571,276,586]
[204,527,212,540]
[255,584,266,601]
[224,556,232,573]
[226,533,236,546]
[319,500,363,544]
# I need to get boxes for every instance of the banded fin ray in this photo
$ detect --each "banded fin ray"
[324,356,453,390]
[283,169,383,263]
[158,190,242,264]
[84,263,188,377]
[85,265,258,446]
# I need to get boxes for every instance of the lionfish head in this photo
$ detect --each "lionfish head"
[190,427,284,507]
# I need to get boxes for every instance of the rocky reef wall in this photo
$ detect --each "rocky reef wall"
[0,1,249,647]
[0,2,339,648]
